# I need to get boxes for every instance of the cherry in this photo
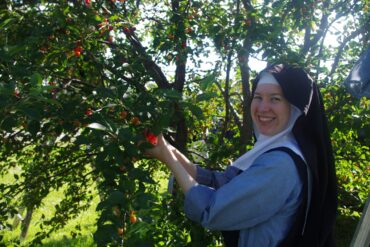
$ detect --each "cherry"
[129,211,137,223]
[117,227,124,236]
[39,47,48,53]
[14,89,21,98]
[74,45,83,57]
[130,116,140,125]
[145,132,158,145]
[85,108,93,116]
[119,111,128,120]
[123,27,131,34]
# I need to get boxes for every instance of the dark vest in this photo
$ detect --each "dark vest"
[222,147,308,247]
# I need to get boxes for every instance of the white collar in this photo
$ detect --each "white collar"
[232,105,305,170]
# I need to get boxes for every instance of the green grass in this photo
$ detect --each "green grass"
[1,167,170,246]
[335,214,359,247]
[2,188,99,246]
[1,167,361,246]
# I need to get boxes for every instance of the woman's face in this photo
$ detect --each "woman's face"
[251,83,291,136]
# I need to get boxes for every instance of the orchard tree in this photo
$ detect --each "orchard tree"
[0,0,369,246]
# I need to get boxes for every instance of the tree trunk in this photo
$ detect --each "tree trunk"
[12,206,25,229]
[20,206,34,241]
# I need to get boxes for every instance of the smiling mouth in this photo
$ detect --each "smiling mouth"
[258,116,275,123]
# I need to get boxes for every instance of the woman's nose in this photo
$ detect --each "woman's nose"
[258,100,270,111]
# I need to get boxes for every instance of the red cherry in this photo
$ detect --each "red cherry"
[14,89,21,98]
[123,27,131,34]
[85,108,93,116]
[130,116,140,125]
[85,0,91,4]
[145,132,158,145]
[130,211,137,223]
[119,111,128,120]
[181,42,186,49]
[74,46,83,57]
[39,47,48,53]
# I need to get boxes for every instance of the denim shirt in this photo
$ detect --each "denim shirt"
[184,150,304,247]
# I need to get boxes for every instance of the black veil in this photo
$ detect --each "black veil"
[253,64,338,247]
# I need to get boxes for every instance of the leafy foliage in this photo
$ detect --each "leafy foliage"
[0,0,369,246]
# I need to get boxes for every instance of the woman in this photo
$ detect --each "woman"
[146,64,337,247]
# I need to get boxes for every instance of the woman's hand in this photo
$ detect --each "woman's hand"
[144,133,198,192]
[144,133,175,164]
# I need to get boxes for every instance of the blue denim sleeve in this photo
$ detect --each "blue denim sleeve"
[184,151,303,231]
[196,165,242,189]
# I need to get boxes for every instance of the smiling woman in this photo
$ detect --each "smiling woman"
[146,64,338,247]
[251,74,291,136]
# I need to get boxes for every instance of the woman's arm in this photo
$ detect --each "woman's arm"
[184,151,303,230]
[146,134,197,193]
[171,147,197,179]
[147,134,239,189]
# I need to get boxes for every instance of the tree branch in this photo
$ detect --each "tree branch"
[327,17,369,80]
[124,32,171,89]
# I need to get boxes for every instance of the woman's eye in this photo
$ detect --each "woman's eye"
[271,97,281,102]
[253,95,262,100]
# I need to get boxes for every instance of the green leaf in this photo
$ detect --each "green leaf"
[106,191,125,207]
[30,72,43,86]
[181,102,204,119]
[18,105,43,120]
[5,45,27,57]
[129,168,154,184]
[118,127,133,143]
[196,92,218,102]
[93,224,117,245]
[87,123,108,131]
[96,87,115,99]
[133,192,157,209]
[1,117,17,131]
[27,119,40,136]
[0,17,15,30]
[200,74,216,91]
[156,89,182,100]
